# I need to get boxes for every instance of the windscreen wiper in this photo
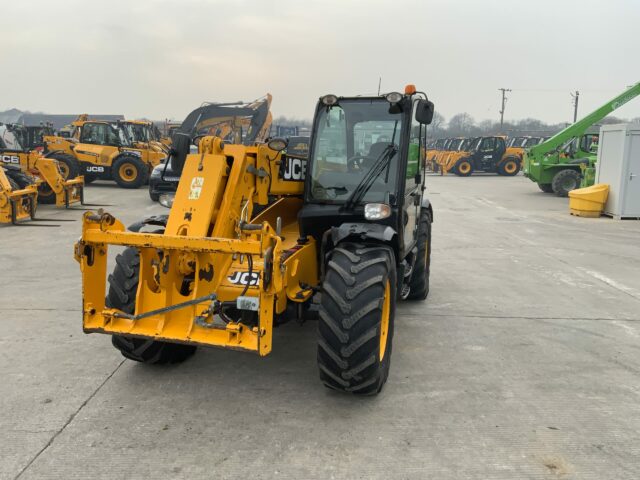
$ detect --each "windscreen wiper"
[342,144,397,211]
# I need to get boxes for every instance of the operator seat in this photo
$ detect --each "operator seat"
[368,141,392,159]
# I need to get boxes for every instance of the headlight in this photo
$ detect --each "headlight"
[385,92,403,103]
[321,94,338,106]
[364,203,391,220]
[268,137,288,152]
[158,193,175,208]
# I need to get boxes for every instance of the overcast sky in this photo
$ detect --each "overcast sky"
[2,0,639,124]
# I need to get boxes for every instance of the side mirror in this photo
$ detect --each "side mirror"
[415,99,435,125]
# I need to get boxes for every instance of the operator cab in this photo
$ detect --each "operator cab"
[299,87,434,260]
[78,122,130,147]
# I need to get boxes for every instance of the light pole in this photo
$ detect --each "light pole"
[499,88,512,130]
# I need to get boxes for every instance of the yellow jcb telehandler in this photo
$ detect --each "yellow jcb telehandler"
[44,117,167,188]
[75,86,435,395]
[1,124,84,207]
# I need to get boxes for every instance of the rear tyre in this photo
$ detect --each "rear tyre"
[5,170,36,189]
[551,169,580,197]
[37,183,56,204]
[149,190,160,202]
[48,153,80,180]
[317,243,396,395]
[112,156,148,189]
[6,176,19,191]
[538,183,554,193]
[454,159,473,177]
[407,209,432,300]
[106,247,197,364]
[498,157,520,176]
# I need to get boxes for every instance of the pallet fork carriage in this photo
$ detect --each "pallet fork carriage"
[76,86,435,394]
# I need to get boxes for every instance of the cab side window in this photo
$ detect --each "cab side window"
[407,99,424,182]
[481,137,496,151]
[80,123,106,144]
[105,127,121,146]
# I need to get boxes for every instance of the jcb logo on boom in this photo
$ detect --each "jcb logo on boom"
[1,155,20,165]
[86,166,105,173]
[227,271,260,286]
[282,157,306,181]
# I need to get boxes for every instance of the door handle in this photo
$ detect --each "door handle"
[631,173,637,180]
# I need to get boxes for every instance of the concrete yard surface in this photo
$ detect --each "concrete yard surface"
[1,175,639,479]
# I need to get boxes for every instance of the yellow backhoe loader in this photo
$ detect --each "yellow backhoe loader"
[75,86,435,395]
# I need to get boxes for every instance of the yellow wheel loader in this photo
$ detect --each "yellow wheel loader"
[75,86,435,395]
[1,124,84,207]
[44,118,167,188]
[0,165,38,224]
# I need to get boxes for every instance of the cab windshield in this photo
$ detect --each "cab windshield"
[124,123,149,142]
[308,99,403,203]
[459,138,472,151]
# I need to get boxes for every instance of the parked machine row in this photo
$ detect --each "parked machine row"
[425,135,540,176]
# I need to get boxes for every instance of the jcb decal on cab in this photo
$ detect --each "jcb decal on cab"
[227,271,260,286]
[281,156,306,181]
[86,166,105,173]
[1,155,20,165]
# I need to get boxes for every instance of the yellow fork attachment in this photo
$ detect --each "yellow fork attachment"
[0,170,38,224]
[75,138,318,355]
[34,156,84,207]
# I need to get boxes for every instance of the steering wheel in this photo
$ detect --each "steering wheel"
[347,154,372,172]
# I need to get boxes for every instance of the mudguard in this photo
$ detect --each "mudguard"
[331,222,396,245]
[421,196,434,222]
[128,214,169,232]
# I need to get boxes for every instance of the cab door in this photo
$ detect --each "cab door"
[75,123,117,169]
[402,100,424,255]
[476,137,499,171]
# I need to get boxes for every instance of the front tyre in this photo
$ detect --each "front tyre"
[551,169,581,197]
[112,156,148,189]
[49,153,80,180]
[454,159,473,176]
[106,247,197,364]
[498,157,521,176]
[407,209,432,300]
[317,243,396,395]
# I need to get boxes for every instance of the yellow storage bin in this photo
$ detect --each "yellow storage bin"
[568,184,609,218]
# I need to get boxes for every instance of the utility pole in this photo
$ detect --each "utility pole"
[499,88,511,130]
[571,90,580,122]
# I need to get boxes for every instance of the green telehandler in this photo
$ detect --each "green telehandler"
[523,82,640,196]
